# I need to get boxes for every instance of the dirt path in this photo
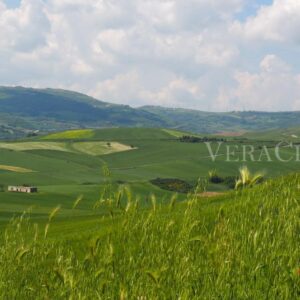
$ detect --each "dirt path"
[198,191,225,198]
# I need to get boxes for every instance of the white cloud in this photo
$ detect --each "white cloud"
[215,55,300,111]
[259,54,291,73]
[0,0,50,51]
[233,0,300,43]
[0,0,299,111]
[92,70,205,108]
[92,71,143,105]
[144,78,205,108]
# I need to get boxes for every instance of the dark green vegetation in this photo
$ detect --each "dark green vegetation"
[179,135,226,143]
[3,86,300,139]
[208,170,238,189]
[0,175,299,298]
[150,178,194,194]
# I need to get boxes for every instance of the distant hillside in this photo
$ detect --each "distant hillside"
[1,86,300,139]
[0,87,165,138]
[243,126,300,142]
[139,106,300,134]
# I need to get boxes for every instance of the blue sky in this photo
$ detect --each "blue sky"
[4,0,21,8]
[0,0,299,112]
[237,0,274,20]
[4,0,275,16]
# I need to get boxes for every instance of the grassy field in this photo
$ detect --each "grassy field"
[243,127,300,141]
[0,127,300,223]
[42,129,95,140]
[0,127,299,298]
[0,174,299,298]
[71,141,134,156]
[0,141,133,156]
[0,165,33,173]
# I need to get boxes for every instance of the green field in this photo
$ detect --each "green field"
[0,127,300,223]
[0,140,133,156]
[0,174,299,298]
[0,127,299,298]
[243,126,300,142]
[42,129,95,140]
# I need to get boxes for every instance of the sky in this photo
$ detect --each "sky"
[0,0,299,112]
[3,0,20,8]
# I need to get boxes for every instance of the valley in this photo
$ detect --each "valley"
[0,127,299,229]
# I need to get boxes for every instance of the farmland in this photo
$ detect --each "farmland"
[0,127,299,298]
[0,140,134,156]
[0,165,33,173]
[0,127,300,224]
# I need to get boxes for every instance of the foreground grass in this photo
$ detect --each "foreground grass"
[0,175,299,299]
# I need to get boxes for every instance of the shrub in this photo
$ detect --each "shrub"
[150,178,193,193]
[209,175,224,184]
[208,170,224,184]
[179,136,227,143]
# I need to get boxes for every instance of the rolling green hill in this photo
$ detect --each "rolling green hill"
[243,126,300,142]
[2,86,300,139]
[139,106,300,133]
[1,127,300,225]
[0,86,165,139]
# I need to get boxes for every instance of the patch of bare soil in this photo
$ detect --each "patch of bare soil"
[198,191,225,198]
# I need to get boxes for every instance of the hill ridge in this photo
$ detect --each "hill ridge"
[2,86,300,139]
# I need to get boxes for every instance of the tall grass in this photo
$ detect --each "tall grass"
[0,175,299,299]
[235,165,264,189]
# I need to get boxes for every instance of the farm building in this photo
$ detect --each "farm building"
[8,186,38,193]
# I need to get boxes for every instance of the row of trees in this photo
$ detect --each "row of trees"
[179,135,227,143]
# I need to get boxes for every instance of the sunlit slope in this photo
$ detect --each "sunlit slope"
[42,128,180,141]
[0,141,134,156]
[0,142,71,152]
[0,147,104,186]
[0,165,33,173]
[42,129,95,140]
